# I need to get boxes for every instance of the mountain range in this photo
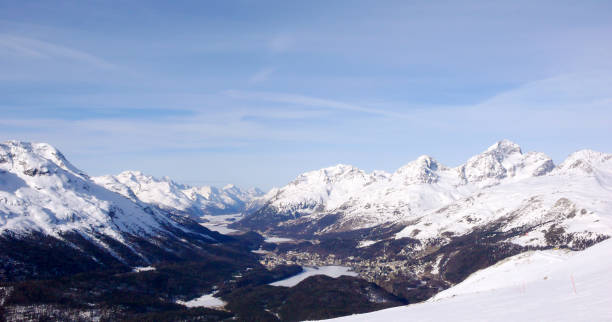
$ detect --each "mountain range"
[0,141,243,281]
[93,170,264,218]
[237,139,612,251]
[1,139,611,320]
[229,139,612,303]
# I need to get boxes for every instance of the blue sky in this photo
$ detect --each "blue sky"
[1,0,611,189]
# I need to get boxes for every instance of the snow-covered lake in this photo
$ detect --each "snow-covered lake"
[270,266,358,287]
[264,236,295,243]
[199,213,243,234]
[132,266,155,272]
[176,292,226,308]
[199,214,300,244]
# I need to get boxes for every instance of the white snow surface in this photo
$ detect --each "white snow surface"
[264,236,294,243]
[93,171,263,217]
[270,266,358,287]
[321,238,612,321]
[257,140,612,247]
[133,266,156,272]
[177,292,226,308]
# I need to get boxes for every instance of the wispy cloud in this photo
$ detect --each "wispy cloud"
[467,71,612,129]
[0,34,115,69]
[248,67,276,84]
[223,90,413,119]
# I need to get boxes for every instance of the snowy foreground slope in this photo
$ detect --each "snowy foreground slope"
[93,171,263,218]
[0,141,229,280]
[323,238,612,322]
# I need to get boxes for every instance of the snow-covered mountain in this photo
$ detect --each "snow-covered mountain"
[0,141,230,281]
[93,171,263,218]
[238,140,612,250]
[235,140,611,312]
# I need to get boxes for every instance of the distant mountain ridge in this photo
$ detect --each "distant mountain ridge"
[237,140,612,249]
[93,170,263,218]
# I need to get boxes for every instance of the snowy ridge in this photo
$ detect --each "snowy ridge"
[241,140,612,249]
[93,171,263,218]
[322,238,612,321]
[0,141,219,266]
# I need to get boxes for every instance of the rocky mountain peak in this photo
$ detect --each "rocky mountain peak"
[555,149,612,174]
[1,140,86,179]
[247,187,265,196]
[485,139,522,156]
[322,164,362,177]
[461,140,527,185]
[394,155,442,184]
[292,164,365,186]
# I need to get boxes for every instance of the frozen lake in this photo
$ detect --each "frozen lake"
[199,213,242,234]
[132,266,155,272]
[176,292,226,308]
[264,235,295,243]
[270,266,358,287]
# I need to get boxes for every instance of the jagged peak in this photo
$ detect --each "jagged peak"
[117,170,159,183]
[297,164,362,179]
[556,149,612,173]
[247,187,265,195]
[460,140,553,184]
[323,163,361,173]
[118,170,145,178]
[117,170,178,184]
[393,155,442,184]
[396,155,440,172]
[223,183,236,190]
[485,139,522,156]
[286,164,368,190]
[564,149,610,162]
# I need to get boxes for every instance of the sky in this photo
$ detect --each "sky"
[1,0,611,190]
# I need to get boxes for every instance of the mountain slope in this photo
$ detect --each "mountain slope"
[0,141,232,281]
[93,171,263,218]
[324,238,612,322]
[394,149,612,250]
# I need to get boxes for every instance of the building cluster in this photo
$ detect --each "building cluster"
[257,249,421,283]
